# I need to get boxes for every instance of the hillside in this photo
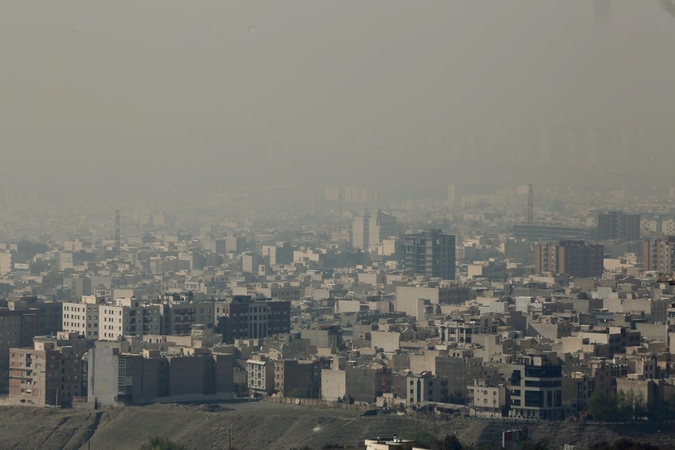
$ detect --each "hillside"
[0,402,673,450]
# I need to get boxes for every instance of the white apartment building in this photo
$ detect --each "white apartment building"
[62,302,99,338]
[247,356,274,396]
[100,298,162,340]
[63,297,161,340]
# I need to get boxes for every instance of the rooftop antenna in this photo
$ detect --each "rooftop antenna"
[114,210,121,256]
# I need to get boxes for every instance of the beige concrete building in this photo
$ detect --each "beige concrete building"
[468,380,506,417]
[8,332,94,407]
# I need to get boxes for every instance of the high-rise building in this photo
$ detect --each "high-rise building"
[534,240,604,278]
[325,185,339,201]
[261,242,294,266]
[447,184,456,208]
[352,210,399,250]
[400,230,456,280]
[597,211,641,241]
[642,236,675,273]
[0,252,11,275]
[345,186,360,203]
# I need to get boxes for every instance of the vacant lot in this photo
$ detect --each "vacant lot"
[0,402,673,450]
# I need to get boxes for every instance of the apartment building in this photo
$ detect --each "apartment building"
[273,359,317,397]
[216,296,290,343]
[440,316,500,345]
[8,332,95,407]
[401,372,449,405]
[163,301,215,336]
[88,341,234,407]
[62,301,99,338]
[468,380,507,417]
[400,230,456,280]
[100,298,162,340]
[0,252,11,275]
[535,240,604,278]
[7,296,62,337]
[352,210,399,250]
[247,355,275,396]
[506,354,564,420]
[597,211,641,241]
[575,327,641,357]
[642,236,675,273]
[260,242,294,266]
[0,309,39,380]
[254,282,301,301]
[301,325,343,350]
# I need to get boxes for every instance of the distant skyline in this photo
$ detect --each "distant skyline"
[2,1,675,203]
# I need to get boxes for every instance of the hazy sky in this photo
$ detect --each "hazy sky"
[2,1,675,196]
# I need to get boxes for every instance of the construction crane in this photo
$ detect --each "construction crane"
[656,273,675,286]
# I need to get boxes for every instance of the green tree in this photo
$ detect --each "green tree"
[616,389,646,421]
[587,391,618,421]
[406,431,437,448]
[139,437,187,450]
[433,434,464,450]
[446,391,466,405]
[616,389,632,420]
[632,390,647,419]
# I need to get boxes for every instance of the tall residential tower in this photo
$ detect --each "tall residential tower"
[401,230,456,280]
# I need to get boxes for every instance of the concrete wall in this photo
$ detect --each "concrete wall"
[141,357,161,404]
[168,356,205,397]
[321,369,346,401]
[635,323,667,342]
[409,353,437,375]
[371,331,400,353]
[88,345,120,407]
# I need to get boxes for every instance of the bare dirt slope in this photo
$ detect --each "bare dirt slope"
[0,403,672,450]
